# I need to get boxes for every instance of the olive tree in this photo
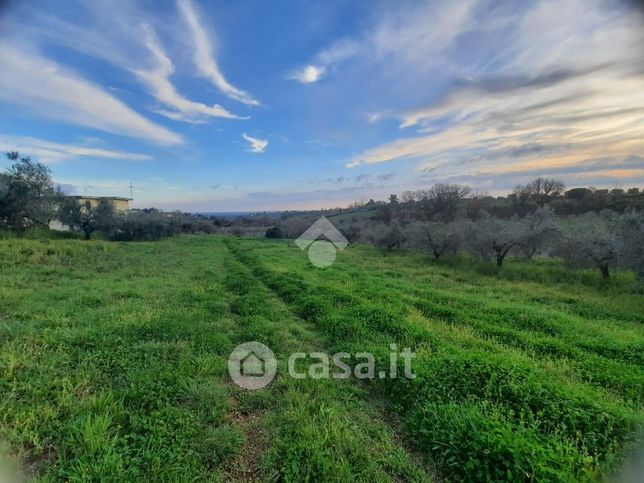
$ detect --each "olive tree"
[467,213,527,268]
[59,197,116,240]
[619,210,644,280]
[557,211,621,279]
[364,222,406,251]
[406,220,463,259]
[518,206,560,258]
[0,152,62,230]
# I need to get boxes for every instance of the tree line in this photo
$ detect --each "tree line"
[353,208,643,280]
[266,181,644,280]
[0,152,242,240]
[2,151,643,279]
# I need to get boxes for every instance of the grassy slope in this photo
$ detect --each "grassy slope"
[225,237,644,481]
[0,236,427,481]
[1,235,642,481]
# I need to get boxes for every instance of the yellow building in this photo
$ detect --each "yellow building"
[49,196,132,231]
[70,196,132,212]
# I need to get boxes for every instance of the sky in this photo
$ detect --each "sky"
[0,0,643,212]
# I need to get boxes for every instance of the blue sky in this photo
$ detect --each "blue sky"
[1,0,643,211]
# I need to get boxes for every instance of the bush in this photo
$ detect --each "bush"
[265,226,283,239]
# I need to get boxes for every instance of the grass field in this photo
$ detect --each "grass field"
[0,235,642,481]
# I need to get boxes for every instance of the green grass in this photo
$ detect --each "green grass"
[0,236,427,481]
[224,238,644,481]
[0,235,642,481]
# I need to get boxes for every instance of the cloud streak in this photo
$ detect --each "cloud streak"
[346,0,644,190]
[15,1,249,123]
[136,27,245,122]
[0,135,152,163]
[0,45,182,145]
[288,0,477,84]
[178,0,259,106]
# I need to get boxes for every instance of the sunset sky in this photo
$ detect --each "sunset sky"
[1,0,643,211]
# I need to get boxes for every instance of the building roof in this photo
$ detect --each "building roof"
[69,196,133,201]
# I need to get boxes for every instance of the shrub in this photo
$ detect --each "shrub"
[265,226,283,239]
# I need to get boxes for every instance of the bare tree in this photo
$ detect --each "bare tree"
[400,191,417,203]
[278,216,311,238]
[513,177,565,207]
[428,183,471,220]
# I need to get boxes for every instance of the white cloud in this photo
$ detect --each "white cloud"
[287,65,326,84]
[371,0,477,63]
[17,3,247,123]
[136,27,245,122]
[0,135,152,163]
[347,69,644,171]
[347,0,644,184]
[178,0,259,106]
[288,1,477,83]
[287,39,360,84]
[0,45,182,145]
[242,133,268,153]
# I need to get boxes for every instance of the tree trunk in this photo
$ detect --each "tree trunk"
[496,245,514,268]
[600,263,610,279]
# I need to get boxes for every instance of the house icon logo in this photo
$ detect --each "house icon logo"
[295,216,349,268]
[228,341,277,390]
[240,351,265,376]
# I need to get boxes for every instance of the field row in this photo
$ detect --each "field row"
[225,238,644,481]
[0,237,430,480]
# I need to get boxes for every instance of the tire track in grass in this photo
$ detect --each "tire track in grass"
[219,386,269,482]
[260,244,643,404]
[219,240,432,482]
[224,238,644,481]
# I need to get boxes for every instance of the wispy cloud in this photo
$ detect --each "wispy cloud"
[418,155,644,193]
[0,45,182,145]
[0,135,152,163]
[347,0,644,186]
[288,1,476,84]
[371,0,477,63]
[178,0,259,106]
[16,1,247,123]
[136,27,245,122]
[242,133,268,153]
[287,39,359,84]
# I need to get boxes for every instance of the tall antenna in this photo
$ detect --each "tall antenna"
[129,182,134,209]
